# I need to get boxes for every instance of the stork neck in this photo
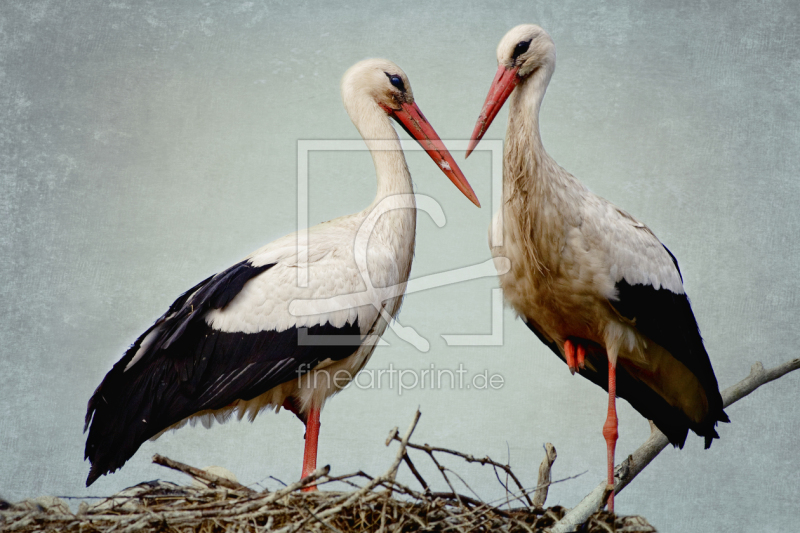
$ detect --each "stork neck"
[505,66,555,197]
[350,105,416,242]
[354,109,416,287]
[368,139,415,203]
[343,97,414,204]
[363,134,416,250]
[508,80,544,153]
[351,114,415,207]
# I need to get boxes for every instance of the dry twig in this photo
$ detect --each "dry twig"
[390,433,535,506]
[532,443,557,508]
[152,454,255,493]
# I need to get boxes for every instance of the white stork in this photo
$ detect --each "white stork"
[84,58,480,487]
[466,25,728,511]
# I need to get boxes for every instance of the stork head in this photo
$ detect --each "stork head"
[342,59,480,207]
[341,58,415,113]
[466,25,556,157]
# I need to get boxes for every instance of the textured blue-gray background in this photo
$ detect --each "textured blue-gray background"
[1,1,798,531]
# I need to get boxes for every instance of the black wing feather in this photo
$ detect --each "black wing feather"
[84,260,362,486]
[611,246,728,447]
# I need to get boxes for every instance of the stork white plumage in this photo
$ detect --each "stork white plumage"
[84,58,480,487]
[466,25,728,511]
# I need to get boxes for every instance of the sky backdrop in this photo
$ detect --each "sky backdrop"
[1,1,799,531]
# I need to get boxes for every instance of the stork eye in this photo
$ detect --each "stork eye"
[513,39,532,59]
[385,72,406,92]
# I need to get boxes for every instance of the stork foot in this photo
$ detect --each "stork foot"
[563,339,587,374]
[605,483,615,513]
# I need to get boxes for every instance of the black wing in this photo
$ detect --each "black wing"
[610,245,728,447]
[84,260,361,486]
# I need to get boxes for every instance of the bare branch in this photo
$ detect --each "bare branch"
[532,443,557,508]
[152,454,255,493]
[549,358,800,533]
[424,446,464,507]
[401,452,431,495]
[721,359,800,408]
[392,436,535,506]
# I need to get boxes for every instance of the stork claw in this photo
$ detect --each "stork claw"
[564,339,577,375]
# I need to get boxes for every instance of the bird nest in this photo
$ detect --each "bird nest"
[5,359,796,532]
[0,411,656,532]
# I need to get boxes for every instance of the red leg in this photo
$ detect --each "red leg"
[301,406,321,492]
[576,344,586,370]
[564,339,577,374]
[602,359,618,512]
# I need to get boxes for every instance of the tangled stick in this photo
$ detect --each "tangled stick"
[2,409,642,532]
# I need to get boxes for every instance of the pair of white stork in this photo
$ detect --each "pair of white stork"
[84,25,727,511]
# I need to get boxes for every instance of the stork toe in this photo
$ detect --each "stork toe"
[564,339,590,374]
[576,343,586,370]
[564,339,577,374]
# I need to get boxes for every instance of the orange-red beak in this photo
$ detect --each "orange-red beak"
[388,102,480,207]
[465,65,521,158]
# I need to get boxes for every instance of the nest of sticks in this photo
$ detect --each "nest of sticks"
[0,411,656,533]
[5,359,798,532]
